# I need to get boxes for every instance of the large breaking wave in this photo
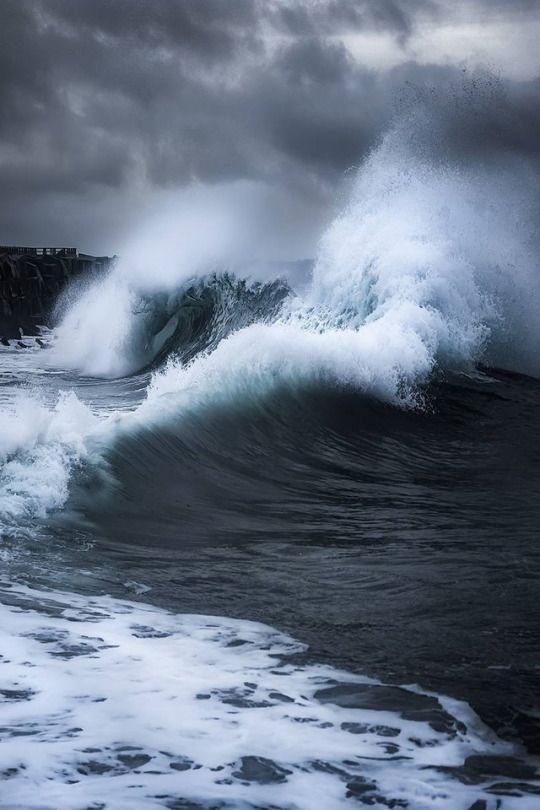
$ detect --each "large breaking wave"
[1,79,539,535]
[50,82,540,398]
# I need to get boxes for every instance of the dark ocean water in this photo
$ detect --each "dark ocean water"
[69,368,540,748]
[1,341,539,808]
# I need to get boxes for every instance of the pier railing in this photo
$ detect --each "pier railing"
[0,246,77,257]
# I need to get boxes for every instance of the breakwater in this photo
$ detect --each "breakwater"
[0,246,112,339]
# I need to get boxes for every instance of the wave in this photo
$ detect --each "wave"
[119,129,540,429]
[50,81,539,401]
[1,580,538,809]
[2,77,540,534]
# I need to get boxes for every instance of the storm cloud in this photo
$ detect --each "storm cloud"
[0,0,539,253]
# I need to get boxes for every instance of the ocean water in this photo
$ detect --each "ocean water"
[1,96,540,808]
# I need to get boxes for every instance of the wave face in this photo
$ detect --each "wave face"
[17,78,540,535]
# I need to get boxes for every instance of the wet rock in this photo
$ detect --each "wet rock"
[0,724,39,738]
[438,754,538,786]
[232,755,292,784]
[315,682,458,734]
[346,777,408,807]
[116,752,152,769]
[77,760,116,776]
[345,776,377,798]
[464,755,538,781]
[218,687,273,708]
[169,757,193,772]
[268,691,295,703]
[341,722,400,737]
[0,688,35,702]
[310,760,352,779]
[488,781,540,796]
[130,624,171,639]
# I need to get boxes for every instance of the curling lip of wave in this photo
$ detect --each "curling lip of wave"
[49,272,293,379]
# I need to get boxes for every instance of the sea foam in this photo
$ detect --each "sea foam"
[0,581,537,809]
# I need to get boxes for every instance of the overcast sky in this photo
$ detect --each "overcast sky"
[1,0,539,255]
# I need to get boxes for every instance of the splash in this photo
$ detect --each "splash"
[137,84,540,421]
[50,79,540,401]
[49,183,311,377]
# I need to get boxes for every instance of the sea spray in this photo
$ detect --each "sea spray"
[51,79,540,395]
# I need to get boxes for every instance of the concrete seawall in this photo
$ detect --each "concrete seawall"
[0,247,112,339]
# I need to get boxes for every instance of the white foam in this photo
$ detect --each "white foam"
[50,274,138,378]
[125,115,539,425]
[308,135,540,378]
[0,392,98,535]
[0,581,536,809]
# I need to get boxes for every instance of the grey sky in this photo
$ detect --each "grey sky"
[1,0,539,254]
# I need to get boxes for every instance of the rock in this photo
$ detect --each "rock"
[232,755,292,784]
[314,682,460,735]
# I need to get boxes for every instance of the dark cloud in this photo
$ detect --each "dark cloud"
[0,0,538,253]
[266,0,438,38]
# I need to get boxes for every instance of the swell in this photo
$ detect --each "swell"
[33,369,540,759]
[63,369,540,549]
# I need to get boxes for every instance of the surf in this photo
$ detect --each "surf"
[2,77,540,539]
[1,579,538,810]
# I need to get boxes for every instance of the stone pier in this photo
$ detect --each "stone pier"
[0,246,112,339]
